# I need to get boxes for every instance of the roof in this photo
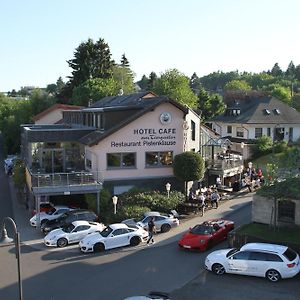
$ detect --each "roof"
[240,243,287,254]
[109,223,130,230]
[89,91,157,108]
[32,104,83,122]
[210,96,300,124]
[79,95,189,146]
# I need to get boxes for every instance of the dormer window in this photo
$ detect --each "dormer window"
[274,108,281,115]
[264,109,271,115]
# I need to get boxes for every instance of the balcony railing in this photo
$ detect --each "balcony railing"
[30,170,103,188]
[206,158,244,171]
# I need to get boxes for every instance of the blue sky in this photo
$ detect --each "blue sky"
[1,0,299,92]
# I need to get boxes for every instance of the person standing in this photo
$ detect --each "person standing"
[198,192,206,216]
[211,190,220,209]
[147,217,156,245]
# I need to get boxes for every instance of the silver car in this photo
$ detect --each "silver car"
[123,211,179,233]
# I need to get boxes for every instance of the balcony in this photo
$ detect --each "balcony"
[206,156,244,177]
[27,169,103,196]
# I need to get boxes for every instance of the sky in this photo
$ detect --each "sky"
[1,0,300,92]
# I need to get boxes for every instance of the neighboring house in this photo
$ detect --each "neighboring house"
[209,95,300,159]
[32,104,83,125]
[21,92,201,214]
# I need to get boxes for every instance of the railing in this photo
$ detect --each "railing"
[206,158,243,170]
[30,170,103,188]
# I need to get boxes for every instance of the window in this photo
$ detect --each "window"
[145,151,173,167]
[236,127,244,137]
[249,251,267,261]
[255,128,263,138]
[278,200,295,223]
[107,153,136,169]
[227,126,232,134]
[86,158,92,169]
[232,251,250,260]
[267,128,271,136]
[191,120,196,141]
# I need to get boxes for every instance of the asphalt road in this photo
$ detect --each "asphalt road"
[0,202,253,300]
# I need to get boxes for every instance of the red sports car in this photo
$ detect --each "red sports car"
[178,219,234,251]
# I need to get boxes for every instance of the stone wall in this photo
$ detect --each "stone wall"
[252,194,300,226]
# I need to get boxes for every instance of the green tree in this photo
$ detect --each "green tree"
[148,72,158,90]
[285,60,295,77]
[224,79,251,91]
[190,72,202,93]
[72,78,119,106]
[30,89,55,116]
[137,75,149,90]
[112,54,135,94]
[153,69,198,108]
[173,151,205,199]
[271,85,291,105]
[67,38,115,89]
[270,63,283,77]
[197,87,225,121]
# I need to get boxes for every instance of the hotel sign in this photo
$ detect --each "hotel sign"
[111,128,177,148]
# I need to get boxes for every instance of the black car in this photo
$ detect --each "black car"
[41,209,99,235]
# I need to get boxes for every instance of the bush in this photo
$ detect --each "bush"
[273,140,288,153]
[252,135,273,158]
[116,205,151,221]
[120,190,185,214]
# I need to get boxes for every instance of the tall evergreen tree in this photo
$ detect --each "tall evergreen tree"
[270,63,283,77]
[148,72,158,90]
[285,60,296,77]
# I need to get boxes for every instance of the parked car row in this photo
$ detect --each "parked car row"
[177,218,300,282]
[30,210,180,251]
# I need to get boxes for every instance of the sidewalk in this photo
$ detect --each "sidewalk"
[8,177,253,247]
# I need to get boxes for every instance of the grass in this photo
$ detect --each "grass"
[237,223,300,245]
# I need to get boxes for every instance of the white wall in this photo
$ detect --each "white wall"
[35,109,63,125]
[87,103,200,181]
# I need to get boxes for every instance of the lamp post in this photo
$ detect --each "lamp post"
[0,217,23,300]
[165,182,171,198]
[112,195,118,214]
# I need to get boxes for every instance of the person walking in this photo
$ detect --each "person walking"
[146,217,156,245]
[198,192,206,216]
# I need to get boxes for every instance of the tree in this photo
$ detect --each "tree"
[67,38,115,88]
[137,75,149,90]
[148,72,158,90]
[285,60,295,78]
[30,89,55,116]
[72,78,119,106]
[197,87,225,121]
[224,80,251,91]
[271,85,291,105]
[190,72,202,93]
[173,151,205,199]
[112,54,135,94]
[153,69,198,108]
[56,77,65,93]
[270,63,283,77]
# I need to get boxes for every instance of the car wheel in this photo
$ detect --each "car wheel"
[266,269,281,282]
[212,263,226,275]
[57,238,68,248]
[94,243,105,252]
[130,236,141,246]
[161,224,171,233]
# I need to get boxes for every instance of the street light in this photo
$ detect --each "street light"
[0,217,23,300]
[165,182,171,198]
[112,195,118,214]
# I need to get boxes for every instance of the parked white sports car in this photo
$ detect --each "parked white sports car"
[30,205,72,227]
[44,220,105,248]
[79,223,149,253]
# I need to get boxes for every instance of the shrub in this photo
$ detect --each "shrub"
[273,140,288,153]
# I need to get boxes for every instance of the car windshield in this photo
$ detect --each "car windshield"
[46,207,56,215]
[61,224,75,233]
[226,248,239,258]
[57,212,70,221]
[190,224,213,235]
[283,248,297,261]
[100,226,113,237]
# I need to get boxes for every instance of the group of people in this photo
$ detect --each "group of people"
[241,167,265,192]
[189,187,221,216]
